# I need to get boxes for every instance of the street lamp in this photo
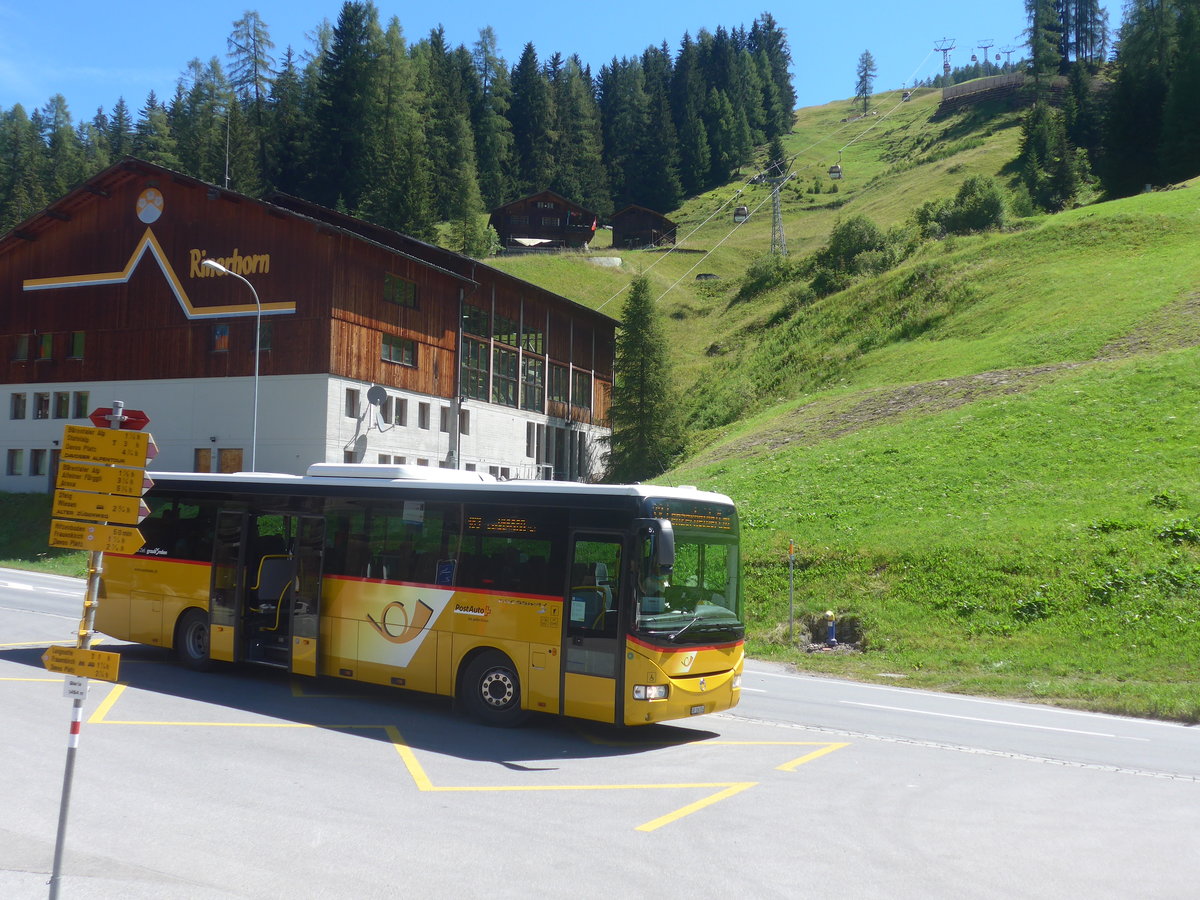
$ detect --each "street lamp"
[201,258,261,472]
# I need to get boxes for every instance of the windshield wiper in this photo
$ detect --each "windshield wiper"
[669,614,704,642]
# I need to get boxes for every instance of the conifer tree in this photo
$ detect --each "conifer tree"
[855,50,877,113]
[509,42,556,195]
[605,277,685,483]
[132,91,181,170]
[470,27,514,208]
[312,0,383,211]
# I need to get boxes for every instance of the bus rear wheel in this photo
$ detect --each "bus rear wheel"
[176,609,213,671]
[460,651,527,727]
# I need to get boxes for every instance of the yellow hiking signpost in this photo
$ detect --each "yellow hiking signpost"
[47,402,153,899]
[41,645,120,682]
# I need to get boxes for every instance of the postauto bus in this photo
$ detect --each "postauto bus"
[97,464,744,726]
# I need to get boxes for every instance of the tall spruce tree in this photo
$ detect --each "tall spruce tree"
[470,27,514,208]
[311,1,383,211]
[509,42,556,195]
[855,50,877,113]
[605,277,685,483]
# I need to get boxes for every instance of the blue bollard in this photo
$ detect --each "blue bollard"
[825,610,838,646]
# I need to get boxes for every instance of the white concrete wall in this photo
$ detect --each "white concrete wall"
[3,374,608,492]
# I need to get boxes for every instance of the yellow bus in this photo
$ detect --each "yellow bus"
[97,464,743,726]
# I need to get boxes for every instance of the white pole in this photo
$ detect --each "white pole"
[201,259,261,471]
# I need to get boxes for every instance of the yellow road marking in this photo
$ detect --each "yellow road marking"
[80,684,847,831]
[777,742,851,771]
[636,782,758,832]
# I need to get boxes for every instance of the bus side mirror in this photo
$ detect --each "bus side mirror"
[634,518,675,573]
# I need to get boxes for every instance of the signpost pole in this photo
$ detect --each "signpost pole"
[48,400,124,898]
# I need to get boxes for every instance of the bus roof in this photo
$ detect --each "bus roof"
[143,465,735,506]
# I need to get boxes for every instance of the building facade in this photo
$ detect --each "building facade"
[487,190,599,250]
[610,205,678,249]
[1,158,616,492]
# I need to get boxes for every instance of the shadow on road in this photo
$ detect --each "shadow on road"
[2,642,720,767]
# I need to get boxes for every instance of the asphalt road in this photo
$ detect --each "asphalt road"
[3,569,1199,899]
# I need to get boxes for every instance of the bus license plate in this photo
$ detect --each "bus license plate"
[690,705,705,715]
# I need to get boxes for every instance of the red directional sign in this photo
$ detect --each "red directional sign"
[89,407,150,431]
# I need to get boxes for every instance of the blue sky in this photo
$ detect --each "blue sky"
[1,2,1097,122]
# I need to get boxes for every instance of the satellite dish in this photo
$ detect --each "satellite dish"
[366,385,387,406]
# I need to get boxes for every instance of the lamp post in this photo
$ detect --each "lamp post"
[201,258,261,471]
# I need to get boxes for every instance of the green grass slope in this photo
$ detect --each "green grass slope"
[494,93,1200,719]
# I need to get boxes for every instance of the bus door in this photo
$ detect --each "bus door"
[240,514,325,675]
[209,510,249,663]
[563,534,624,722]
[288,516,325,677]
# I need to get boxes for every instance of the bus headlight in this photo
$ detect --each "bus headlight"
[633,684,669,701]
[732,673,742,690]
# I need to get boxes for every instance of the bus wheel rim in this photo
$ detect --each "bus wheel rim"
[480,670,514,708]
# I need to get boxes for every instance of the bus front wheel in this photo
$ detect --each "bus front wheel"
[176,609,213,671]
[460,651,527,727]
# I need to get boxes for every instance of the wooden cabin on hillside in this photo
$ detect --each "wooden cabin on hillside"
[488,191,598,251]
[611,206,677,249]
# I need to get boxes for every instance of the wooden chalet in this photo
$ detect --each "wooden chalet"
[1,158,615,491]
[610,205,678,249]
[488,190,598,251]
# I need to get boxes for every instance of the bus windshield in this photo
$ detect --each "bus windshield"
[635,530,743,646]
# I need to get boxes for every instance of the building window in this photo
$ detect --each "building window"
[463,305,490,337]
[461,337,489,402]
[379,396,393,423]
[72,391,89,418]
[460,409,470,436]
[439,407,451,433]
[10,393,26,420]
[30,448,47,477]
[343,449,357,463]
[522,322,544,354]
[394,398,408,427]
[521,357,545,412]
[548,364,569,403]
[212,324,230,352]
[417,458,429,467]
[258,320,273,352]
[382,334,417,366]
[492,347,518,407]
[345,388,360,418]
[494,314,518,347]
[418,402,430,430]
[68,331,85,359]
[194,448,212,473]
[378,454,391,464]
[12,334,30,361]
[53,392,70,419]
[36,333,53,361]
[6,449,24,475]
[541,217,561,227]
[526,421,536,457]
[509,215,529,226]
[535,200,556,209]
[572,370,593,411]
[384,273,418,309]
[33,392,50,420]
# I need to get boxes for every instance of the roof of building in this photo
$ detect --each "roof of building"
[0,157,617,326]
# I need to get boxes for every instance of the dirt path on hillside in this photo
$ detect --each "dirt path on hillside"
[693,292,1200,464]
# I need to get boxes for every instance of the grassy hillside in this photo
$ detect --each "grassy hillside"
[494,91,1200,720]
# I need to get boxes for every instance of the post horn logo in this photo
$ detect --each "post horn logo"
[367,599,434,644]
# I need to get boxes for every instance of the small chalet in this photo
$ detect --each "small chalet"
[488,191,598,250]
[610,205,677,249]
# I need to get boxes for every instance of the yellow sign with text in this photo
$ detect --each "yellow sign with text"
[41,645,120,681]
[55,461,153,497]
[61,425,155,467]
[52,490,150,525]
[49,520,145,554]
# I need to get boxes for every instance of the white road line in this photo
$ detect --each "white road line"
[841,700,1151,741]
[740,687,767,693]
